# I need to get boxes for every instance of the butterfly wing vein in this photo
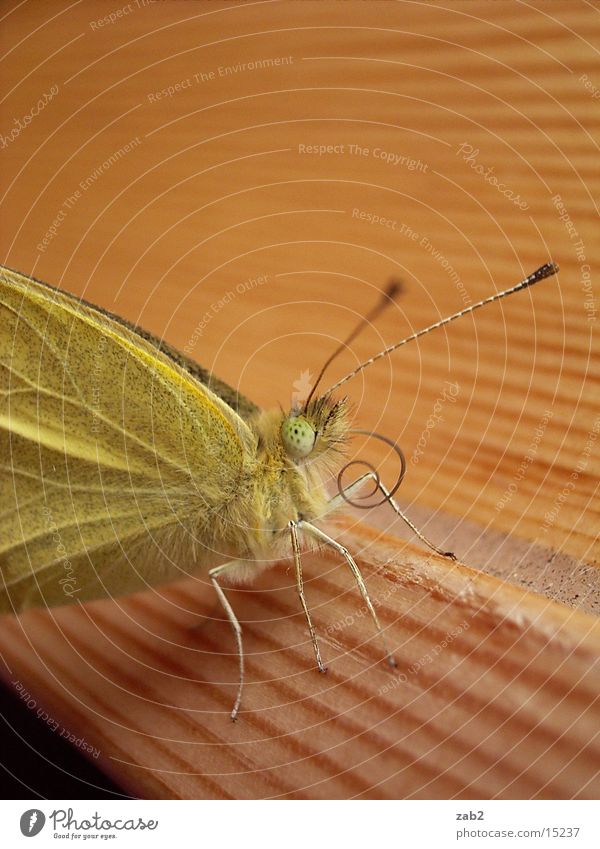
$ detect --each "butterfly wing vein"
[0,267,257,612]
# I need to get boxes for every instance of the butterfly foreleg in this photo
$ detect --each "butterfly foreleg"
[289,520,327,674]
[374,479,456,560]
[319,471,375,517]
[322,471,456,560]
[297,520,396,669]
[208,560,245,721]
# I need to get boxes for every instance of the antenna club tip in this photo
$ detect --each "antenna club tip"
[384,278,404,300]
[539,261,560,277]
[527,261,560,285]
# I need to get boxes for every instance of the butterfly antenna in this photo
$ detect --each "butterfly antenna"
[324,262,559,395]
[303,279,402,411]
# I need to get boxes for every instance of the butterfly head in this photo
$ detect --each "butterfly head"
[280,396,349,464]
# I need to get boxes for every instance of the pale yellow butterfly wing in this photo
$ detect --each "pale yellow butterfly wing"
[0,267,256,612]
[17,268,262,422]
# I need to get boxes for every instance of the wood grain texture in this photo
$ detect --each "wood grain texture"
[0,0,598,798]
[1,519,599,800]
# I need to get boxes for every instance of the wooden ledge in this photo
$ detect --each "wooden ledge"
[1,518,598,799]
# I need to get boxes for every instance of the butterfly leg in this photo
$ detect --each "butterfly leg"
[208,560,245,721]
[322,472,456,559]
[378,481,456,560]
[319,471,376,517]
[298,520,396,669]
[373,479,456,560]
[289,520,327,674]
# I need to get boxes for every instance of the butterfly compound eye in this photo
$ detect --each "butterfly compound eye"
[281,416,316,460]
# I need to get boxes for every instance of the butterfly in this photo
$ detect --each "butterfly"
[0,262,558,718]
